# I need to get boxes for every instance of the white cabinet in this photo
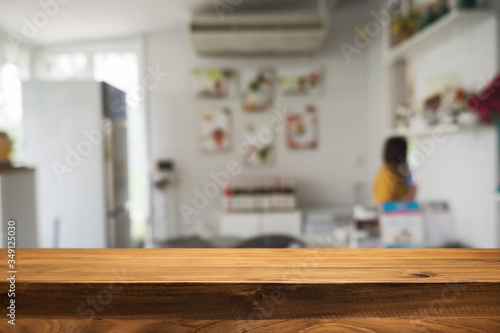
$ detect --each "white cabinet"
[0,168,38,248]
[219,211,302,239]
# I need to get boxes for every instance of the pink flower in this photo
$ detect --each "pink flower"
[467,73,500,123]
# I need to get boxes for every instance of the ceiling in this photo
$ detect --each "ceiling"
[0,0,344,46]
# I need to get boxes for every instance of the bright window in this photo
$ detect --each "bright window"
[37,53,88,81]
[0,63,24,163]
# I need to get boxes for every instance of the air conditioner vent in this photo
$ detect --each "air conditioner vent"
[191,22,325,33]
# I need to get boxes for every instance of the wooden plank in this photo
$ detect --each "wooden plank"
[11,257,500,268]
[3,249,499,284]
[2,318,500,332]
[13,248,500,259]
[9,282,500,320]
[0,249,499,332]
[6,266,500,284]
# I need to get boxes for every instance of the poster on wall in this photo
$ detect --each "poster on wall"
[199,107,231,153]
[191,68,238,99]
[242,121,275,167]
[241,67,275,112]
[286,105,318,150]
[278,67,323,97]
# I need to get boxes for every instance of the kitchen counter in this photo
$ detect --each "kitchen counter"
[0,165,33,173]
[1,249,499,332]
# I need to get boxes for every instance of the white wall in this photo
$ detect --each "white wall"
[145,10,374,241]
[413,129,497,248]
[409,17,499,248]
[364,1,388,205]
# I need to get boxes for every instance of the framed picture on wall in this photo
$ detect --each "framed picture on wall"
[285,104,318,150]
[241,67,275,112]
[242,121,275,167]
[199,107,231,153]
[277,67,323,97]
[191,68,238,99]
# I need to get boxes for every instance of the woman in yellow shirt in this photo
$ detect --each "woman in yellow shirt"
[373,137,417,205]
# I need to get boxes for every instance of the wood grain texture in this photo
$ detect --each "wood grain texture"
[0,249,499,332]
[2,318,500,333]
[4,249,500,283]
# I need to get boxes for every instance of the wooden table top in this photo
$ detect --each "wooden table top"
[1,249,499,332]
[3,248,500,283]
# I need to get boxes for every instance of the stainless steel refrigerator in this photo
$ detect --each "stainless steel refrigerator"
[23,81,130,248]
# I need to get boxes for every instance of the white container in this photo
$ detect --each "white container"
[457,112,479,127]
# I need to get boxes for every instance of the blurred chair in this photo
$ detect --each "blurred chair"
[237,235,305,248]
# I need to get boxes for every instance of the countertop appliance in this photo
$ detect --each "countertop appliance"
[23,81,130,248]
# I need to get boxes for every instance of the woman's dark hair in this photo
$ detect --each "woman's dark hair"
[384,137,407,165]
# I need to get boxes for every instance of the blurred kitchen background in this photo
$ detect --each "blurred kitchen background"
[0,0,499,249]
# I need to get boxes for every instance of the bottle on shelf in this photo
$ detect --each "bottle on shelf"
[232,180,241,212]
[262,178,272,212]
[285,178,297,210]
[222,184,232,213]
[221,176,298,213]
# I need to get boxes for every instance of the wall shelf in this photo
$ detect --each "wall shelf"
[385,124,489,138]
[386,10,493,64]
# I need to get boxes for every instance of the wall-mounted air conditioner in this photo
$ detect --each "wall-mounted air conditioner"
[190,15,329,56]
